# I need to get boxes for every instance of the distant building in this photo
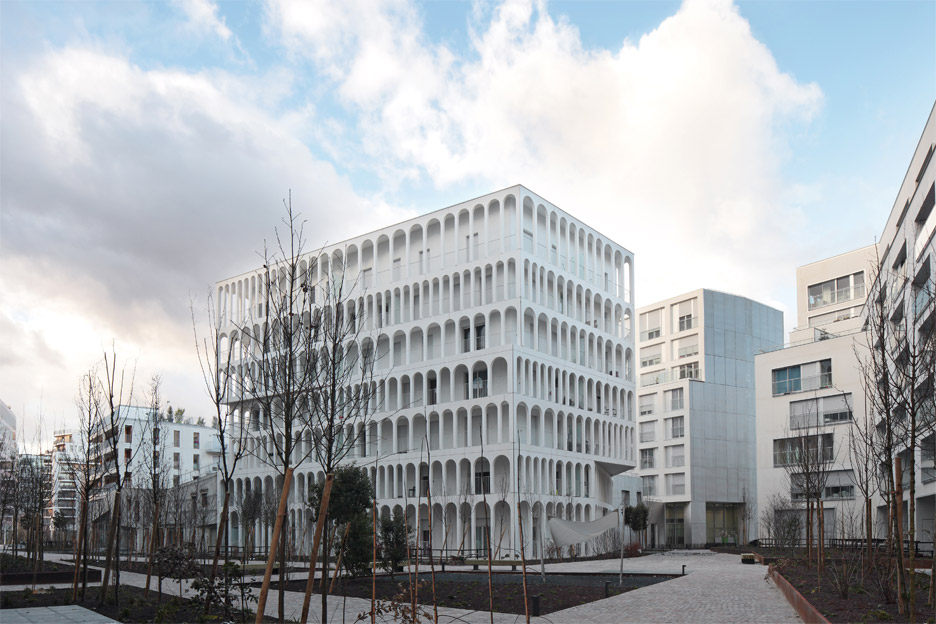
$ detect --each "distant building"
[89,406,221,553]
[755,245,877,542]
[636,289,782,547]
[0,401,16,443]
[50,429,81,540]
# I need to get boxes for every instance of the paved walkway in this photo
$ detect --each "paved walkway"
[0,605,118,623]
[14,550,801,623]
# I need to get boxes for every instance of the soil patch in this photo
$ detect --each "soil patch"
[776,558,935,623]
[0,553,72,574]
[255,571,675,615]
[0,584,278,623]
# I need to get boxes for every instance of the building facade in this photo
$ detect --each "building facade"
[89,406,220,553]
[50,429,80,539]
[216,185,637,559]
[636,289,782,547]
[866,104,936,546]
[755,245,877,542]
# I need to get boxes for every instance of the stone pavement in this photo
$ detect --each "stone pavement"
[19,550,801,623]
[0,605,119,623]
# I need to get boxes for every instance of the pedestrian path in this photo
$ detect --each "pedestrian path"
[23,550,801,623]
[0,605,118,623]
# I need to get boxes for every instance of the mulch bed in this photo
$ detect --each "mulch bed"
[775,557,935,623]
[0,553,72,574]
[0,584,278,623]
[257,571,674,614]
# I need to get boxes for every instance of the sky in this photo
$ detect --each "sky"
[1,0,934,448]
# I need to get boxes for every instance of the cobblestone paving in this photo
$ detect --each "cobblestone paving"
[27,550,801,623]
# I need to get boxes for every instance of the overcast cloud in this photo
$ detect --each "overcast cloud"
[1,0,923,445]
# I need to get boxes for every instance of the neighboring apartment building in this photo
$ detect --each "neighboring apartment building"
[0,401,15,545]
[755,245,877,541]
[866,104,936,543]
[635,289,783,547]
[216,185,637,559]
[90,406,220,552]
[50,429,80,538]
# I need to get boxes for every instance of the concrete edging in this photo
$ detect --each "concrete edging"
[767,564,830,624]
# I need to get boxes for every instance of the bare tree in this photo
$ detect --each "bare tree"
[70,369,106,601]
[96,347,136,607]
[142,376,170,596]
[193,292,249,582]
[235,195,321,623]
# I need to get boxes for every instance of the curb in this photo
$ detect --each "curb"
[766,564,830,624]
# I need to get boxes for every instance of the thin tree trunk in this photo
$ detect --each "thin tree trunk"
[896,457,907,616]
[97,490,121,606]
[255,468,293,624]
[371,499,377,624]
[518,506,530,624]
[145,502,159,598]
[72,499,87,603]
[328,523,352,594]
[300,474,333,624]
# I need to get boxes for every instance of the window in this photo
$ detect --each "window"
[193,454,199,471]
[640,344,662,368]
[472,369,488,399]
[173,475,180,487]
[673,298,697,332]
[621,490,631,507]
[772,433,834,467]
[665,472,686,495]
[825,484,854,499]
[665,445,685,468]
[640,448,656,469]
[641,476,657,497]
[193,432,200,449]
[173,430,180,447]
[674,335,699,359]
[173,452,180,469]
[124,425,132,443]
[124,448,131,464]
[392,258,402,280]
[639,308,662,341]
[676,362,699,380]
[463,327,471,353]
[666,416,685,439]
[638,394,656,416]
[773,365,801,395]
[667,388,685,411]
[807,272,865,310]
[640,371,666,387]
[475,324,486,350]
[474,470,490,494]
[639,422,655,443]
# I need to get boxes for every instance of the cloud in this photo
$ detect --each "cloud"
[0,46,409,442]
[266,0,823,311]
[175,0,233,41]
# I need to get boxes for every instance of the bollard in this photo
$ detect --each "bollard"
[682,564,686,576]
[530,594,541,616]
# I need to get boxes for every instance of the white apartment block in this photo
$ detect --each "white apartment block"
[216,184,636,559]
[867,104,936,544]
[50,429,80,536]
[634,289,782,547]
[755,245,877,542]
[90,406,221,551]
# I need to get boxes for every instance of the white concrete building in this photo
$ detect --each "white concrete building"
[866,103,936,544]
[755,245,877,542]
[90,406,221,551]
[635,289,782,547]
[216,185,637,559]
[50,429,80,538]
